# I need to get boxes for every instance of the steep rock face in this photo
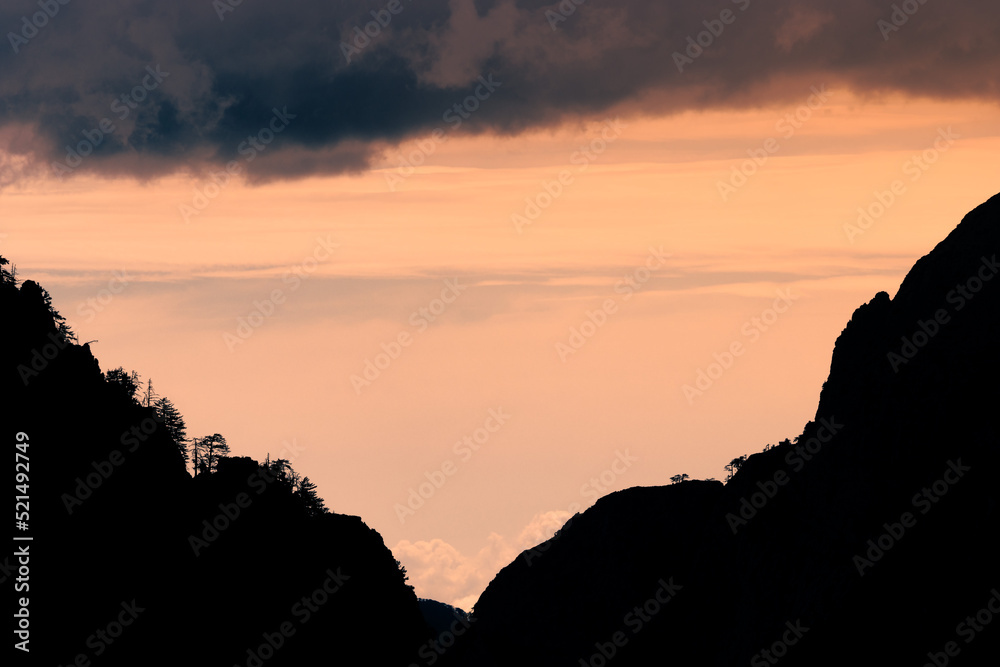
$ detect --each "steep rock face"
[2,279,431,666]
[443,193,1000,667]
[816,192,1000,437]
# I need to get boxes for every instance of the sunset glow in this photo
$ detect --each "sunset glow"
[4,0,1000,611]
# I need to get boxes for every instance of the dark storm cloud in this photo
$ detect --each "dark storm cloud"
[0,0,997,183]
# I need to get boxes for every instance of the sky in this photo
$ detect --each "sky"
[3,0,1000,610]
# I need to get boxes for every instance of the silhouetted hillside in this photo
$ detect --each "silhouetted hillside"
[418,599,472,638]
[440,193,1000,666]
[5,192,999,666]
[2,276,432,665]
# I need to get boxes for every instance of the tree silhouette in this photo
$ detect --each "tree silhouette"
[394,559,413,591]
[106,367,141,404]
[190,434,228,475]
[724,455,747,482]
[0,255,16,286]
[266,457,298,488]
[670,473,690,484]
[191,437,204,475]
[154,397,188,464]
[36,283,76,342]
[201,433,230,473]
[297,476,328,516]
[142,379,159,408]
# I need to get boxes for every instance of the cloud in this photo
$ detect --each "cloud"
[393,509,572,609]
[1,0,997,184]
[774,6,835,53]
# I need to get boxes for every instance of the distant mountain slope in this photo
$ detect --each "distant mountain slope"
[442,193,1000,666]
[418,599,471,636]
[2,278,431,666]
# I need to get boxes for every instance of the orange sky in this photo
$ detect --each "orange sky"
[4,91,999,608]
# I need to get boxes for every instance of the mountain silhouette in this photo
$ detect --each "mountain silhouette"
[418,598,472,638]
[2,278,432,665]
[4,191,999,666]
[439,192,1000,666]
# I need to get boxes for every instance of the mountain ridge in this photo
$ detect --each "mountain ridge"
[2,276,434,666]
[441,191,1000,666]
[4,191,998,666]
